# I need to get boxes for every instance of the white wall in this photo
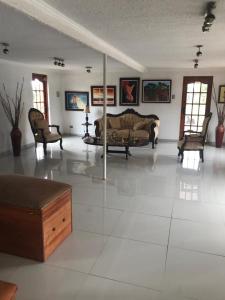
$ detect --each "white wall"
[0,60,62,154]
[60,68,225,142]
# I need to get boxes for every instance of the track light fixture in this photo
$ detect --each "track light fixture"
[194,59,199,69]
[0,42,9,55]
[196,45,203,57]
[53,57,65,67]
[85,66,92,73]
[202,1,216,32]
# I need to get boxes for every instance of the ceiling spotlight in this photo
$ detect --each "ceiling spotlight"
[1,42,9,55]
[196,45,203,57]
[194,59,199,69]
[202,1,216,32]
[53,57,65,68]
[85,66,92,73]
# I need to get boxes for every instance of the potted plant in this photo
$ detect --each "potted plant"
[0,80,24,156]
[213,85,225,148]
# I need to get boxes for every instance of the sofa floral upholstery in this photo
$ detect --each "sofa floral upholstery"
[94,109,160,148]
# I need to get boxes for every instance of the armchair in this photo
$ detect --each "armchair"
[28,108,63,155]
[177,113,212,163]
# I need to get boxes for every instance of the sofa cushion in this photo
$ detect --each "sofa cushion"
[133,120,148,130]
[131,130,149,140]
[109,117,121,129]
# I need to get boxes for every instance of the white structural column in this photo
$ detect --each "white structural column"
[103,54,107,180]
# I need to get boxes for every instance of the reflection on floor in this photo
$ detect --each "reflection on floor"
[0,136,225,300]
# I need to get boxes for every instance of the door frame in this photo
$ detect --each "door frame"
[179,76,213,139]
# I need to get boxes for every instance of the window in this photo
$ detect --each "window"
[32,74,49,121]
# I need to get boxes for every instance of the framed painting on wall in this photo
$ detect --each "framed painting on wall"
[218,85,225,103]
[142,80,172,103]
[91,85,116,106]
[65,91,89,111]
[119,78,140,106]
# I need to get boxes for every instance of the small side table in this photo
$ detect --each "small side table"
[82,121,92,139]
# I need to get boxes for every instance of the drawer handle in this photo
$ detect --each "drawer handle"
[62,218,66,222]
[52,227,56,232]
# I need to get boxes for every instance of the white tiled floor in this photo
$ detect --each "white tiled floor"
[1,137,225,299]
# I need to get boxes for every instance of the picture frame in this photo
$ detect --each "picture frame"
[218,85,225,103]
[142,80,172,103]
[91,85,116,106]
[65,91,89,111]
[119,77,140,106]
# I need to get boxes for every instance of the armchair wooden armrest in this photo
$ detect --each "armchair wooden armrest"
[48,124,62,135]
[94,119,102,137]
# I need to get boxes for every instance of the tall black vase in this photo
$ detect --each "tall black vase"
[10,127,22,156]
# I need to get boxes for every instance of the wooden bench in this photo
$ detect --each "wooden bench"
[0,175,72,262]
[0,281,17,300]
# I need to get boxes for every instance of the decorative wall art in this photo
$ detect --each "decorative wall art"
[142,80,172,103]
[91,86,116,106]
[218,85,225,103]
[119,78,140,106]
[65,91,89,111]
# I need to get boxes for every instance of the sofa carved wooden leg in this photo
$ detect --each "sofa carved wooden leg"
[155,138,158,144]
[43,142,47,155]
[200,150,204,162]
[152,141,155,149]
[180,151,184,163]
[60,138,63,150]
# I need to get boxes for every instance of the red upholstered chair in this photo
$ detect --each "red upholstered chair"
[0,281,17,300]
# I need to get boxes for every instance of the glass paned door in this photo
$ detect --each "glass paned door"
[179,76,213,139]
[32,74,49,121]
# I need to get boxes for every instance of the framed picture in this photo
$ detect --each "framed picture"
[91,85,116,106]
[119,78,140,106]
[142,80,172,103]
[65,91,89,111]
[218,85,225,103]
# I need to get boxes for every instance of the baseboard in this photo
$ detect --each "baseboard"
[0,142,34,158]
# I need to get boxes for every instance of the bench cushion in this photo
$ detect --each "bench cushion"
[0,175,71,210]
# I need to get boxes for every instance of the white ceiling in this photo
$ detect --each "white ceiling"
[0,0,225,70]
[0,2,130,72]
[42,0,225,68]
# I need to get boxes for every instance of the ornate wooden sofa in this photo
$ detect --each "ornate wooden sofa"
[94,109,160,148]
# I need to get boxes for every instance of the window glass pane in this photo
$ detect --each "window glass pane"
[186,93,193,103]
[185,115,192,125]
[200,93,207,104]
[201,83,208,93]
[192,105,199,114]
[194,82,201,92]
[36,91,41,102]
[197,126,203,133]
[186,104,192,114]
[191,126,197,131]
[193,93,200,104]
[191,115,198,126]
[184,125,190,131]
[199,105,206,115]
[187,83,194,93]
[198,116,205,127]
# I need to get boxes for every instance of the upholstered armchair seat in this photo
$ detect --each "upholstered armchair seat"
[28,108,63,155]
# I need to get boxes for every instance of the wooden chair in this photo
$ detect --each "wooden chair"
[177,113,212,163]
[28,108,63,155]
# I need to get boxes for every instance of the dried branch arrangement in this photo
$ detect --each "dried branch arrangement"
[0,79,24,128]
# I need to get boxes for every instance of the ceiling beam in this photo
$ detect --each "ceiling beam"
[0,0,145,72]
